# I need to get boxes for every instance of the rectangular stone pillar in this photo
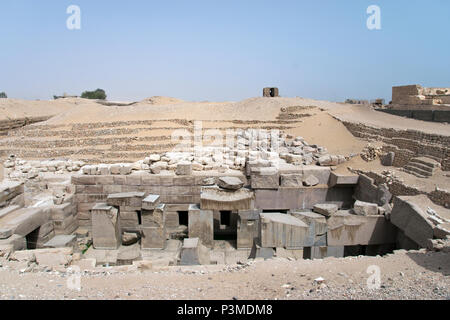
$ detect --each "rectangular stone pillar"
[91,203,121,249]
[188,204,213,248]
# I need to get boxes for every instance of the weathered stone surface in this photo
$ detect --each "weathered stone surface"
[141,194,160,211]
[201,186,254,211]
[390,196,436,248]
[302,166,331,185]
[313,203,338,217]
[122,232,140,246]
[291,211,327,246]
[327,211,397,246]
[141,227,165,249]
[106,192,145,207]
[303,175,319,187]
[251,167,279,189]
[434,223,450,239]
[43,235,76,248]
[249,243,274,260]
[180,238,210,265]
[328,172,359,187]
[141,207,164,227]
[188,204,213,248]
[0,207,49,238]
[176,162,192,176]
[255,187,353,211]
[237,210,261,249]
[304,246,344,259]
[381,152,395,166]
[91,204,121,249]
[34,247,73,267]
[217,176,244,190]
[280,174,303,187]
[260,213,309,248]
[353,200,379,216]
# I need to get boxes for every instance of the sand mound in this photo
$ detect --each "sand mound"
[139,96,185,105]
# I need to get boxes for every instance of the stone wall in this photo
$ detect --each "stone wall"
[341,121,450,171]
[72,172,248,229]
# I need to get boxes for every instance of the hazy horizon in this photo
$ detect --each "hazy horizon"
[1,0,449,103]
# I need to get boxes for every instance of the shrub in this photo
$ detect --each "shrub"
[81,89,107,100]
[0,92,7,99]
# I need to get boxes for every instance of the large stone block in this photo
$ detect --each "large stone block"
[251,167,279,189]
[188,204,213,248]
[91,203,121,249]
[313,203,338,217]
[260,213,309,249]
[106,192,145,207]
[328,172,359,187]
[304,246,344,259]
[353,200,379,216]
[255,186,354,211]
[0,207,49,238]
[141,194,160,211]
[291,211,327,246]
[141,227,165,249]
[176,162,192,176]
[390,196,435,248]
[280,174,303,187]
[327,211,397,246]
[302,166,331,185]
[201,186,254,211]
[237,209,261,249]
[180,238,210,265]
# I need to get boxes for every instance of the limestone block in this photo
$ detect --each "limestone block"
[91,204,121,249]
[180,238,210,265]
[328,172,359,187]
[302,166,331,185]
[260,213,309,248]
[176,162,192,176]
[327,211,397,246]
[313,203,338,217]
[106,192,145,207]
[251,167,279,189]
[217,176,244,190]
[200,186,254,211]
[141,227,165,249]
[141,194,160,211]
[353,200,379,216]
[291,211,327,246]
[188,204,213,248]
[237,209,261,249]
[303,175,319,187]
[43,235,76,248]
[390,196,435,248]
[280,174,303,187]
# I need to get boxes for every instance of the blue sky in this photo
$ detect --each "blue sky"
[0,0,449,102]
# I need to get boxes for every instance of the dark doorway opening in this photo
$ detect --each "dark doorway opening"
[220,211,232,226]
[26,227,40,249]
[178,211,189,226]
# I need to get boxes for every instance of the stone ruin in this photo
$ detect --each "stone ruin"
[263,87,279,98]
[0,129,449,271]
[389,84,450,110]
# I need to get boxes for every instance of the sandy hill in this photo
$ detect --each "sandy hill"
[0,96,448,165]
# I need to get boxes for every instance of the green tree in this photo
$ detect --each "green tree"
[0,92,7,98]
[81,88,107,100]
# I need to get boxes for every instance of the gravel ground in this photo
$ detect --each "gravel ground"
[0,249,448,300]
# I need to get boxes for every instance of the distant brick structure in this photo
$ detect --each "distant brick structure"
[263,87,279,98]
[390,84,450,110]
